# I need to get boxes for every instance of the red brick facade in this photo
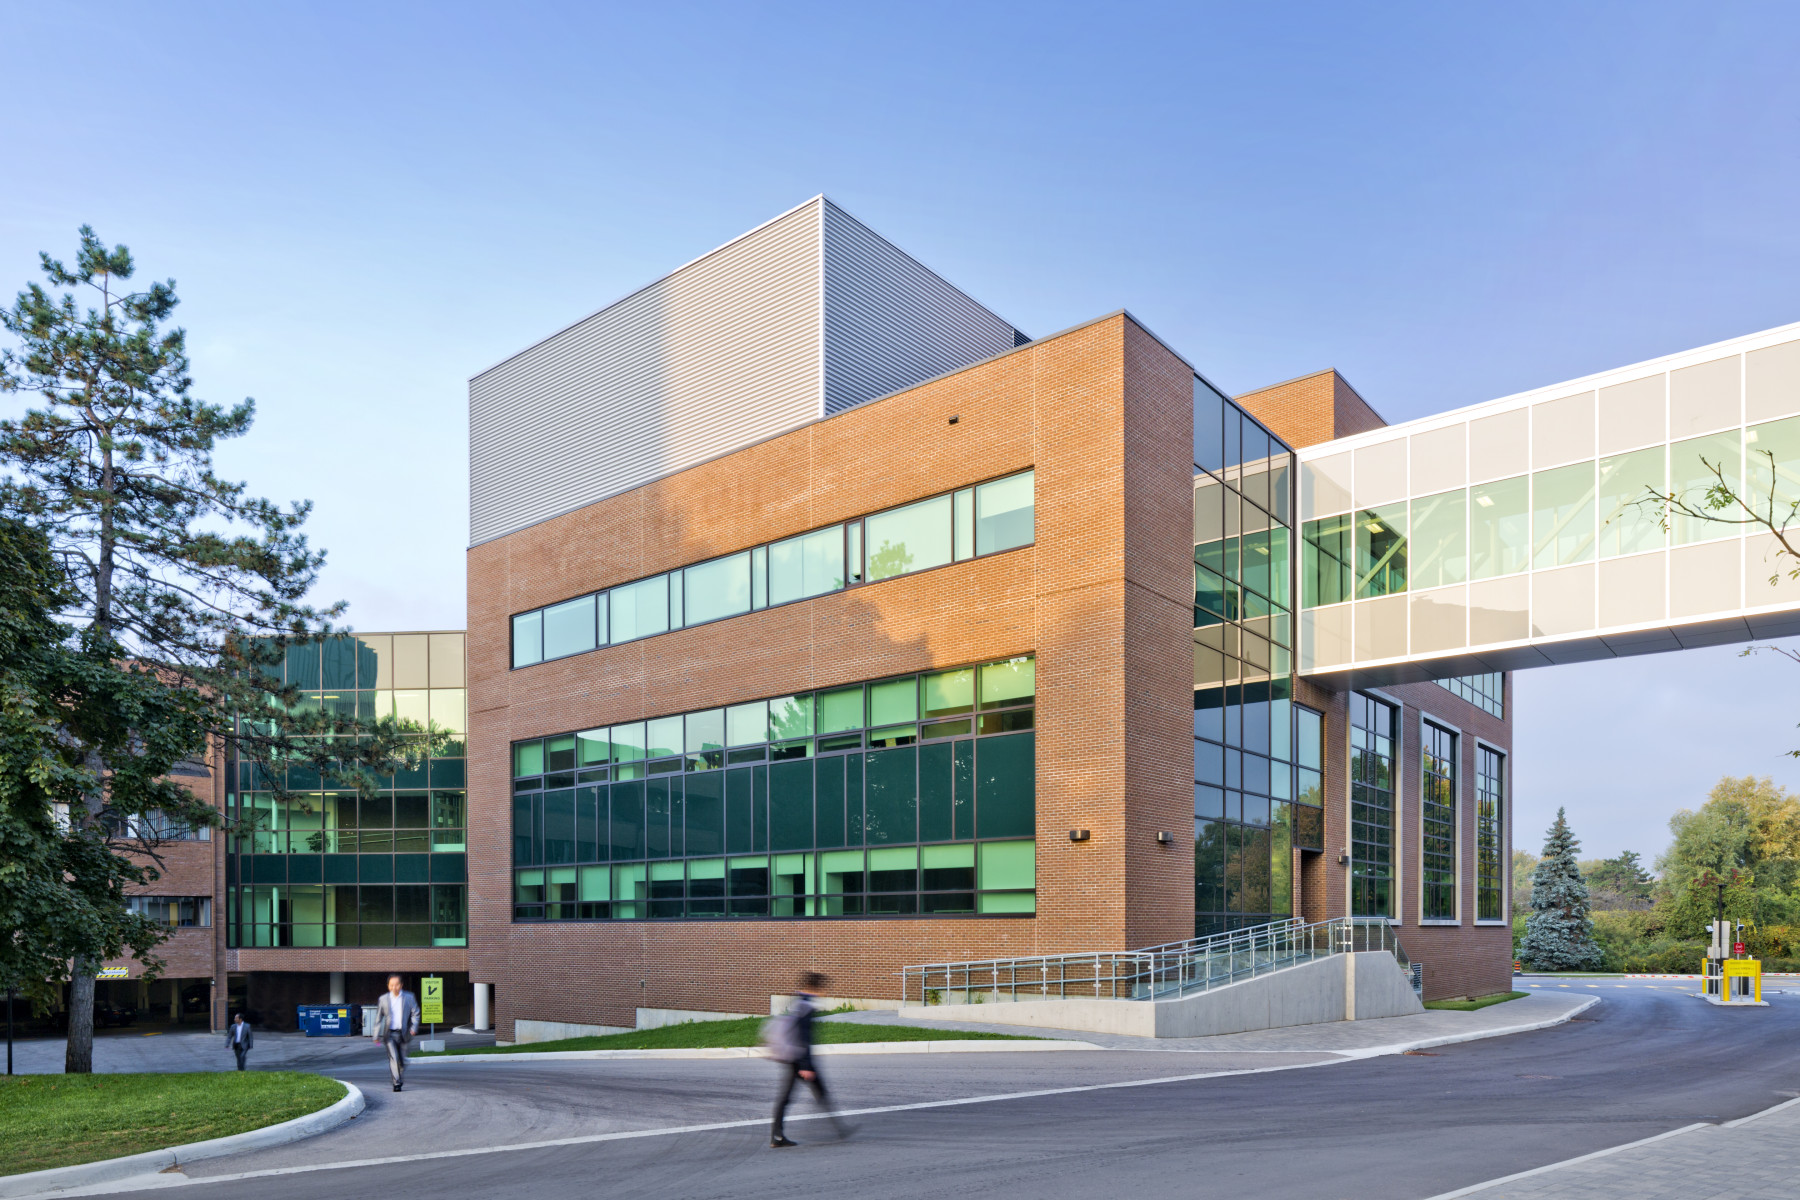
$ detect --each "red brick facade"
[464,317,1514,1035]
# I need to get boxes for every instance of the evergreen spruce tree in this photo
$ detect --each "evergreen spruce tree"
[0,228,437,1071]
[1521,808,1604,970]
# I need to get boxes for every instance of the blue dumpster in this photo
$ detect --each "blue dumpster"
[296,1004,356,1036]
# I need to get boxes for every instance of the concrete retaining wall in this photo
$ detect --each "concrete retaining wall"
[898,952,1424,1038]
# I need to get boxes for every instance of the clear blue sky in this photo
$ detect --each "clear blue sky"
[4,2,1799,864]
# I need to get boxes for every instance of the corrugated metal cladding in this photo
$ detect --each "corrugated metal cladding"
[819,201,1023,415]
[468,196,1026,546]
[467,201,826,545]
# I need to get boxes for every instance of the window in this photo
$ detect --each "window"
[1469,476,1529,578]
[1410,489,1467,590]
[127,896,212,927]
[684,552,751,626]
[975,472,1034,555]
[506,656,1037,921]
[1531,463,1597,568]
[866,494,954,581]
[610,575,669,643]
[1355,506,1407,598]
[509,471,1035,669]
[1477,746,1505,921]
[768,527,844,606]
[1437,673,1504,719]
[1350,693,1395,919]
[1421,722,1456,921]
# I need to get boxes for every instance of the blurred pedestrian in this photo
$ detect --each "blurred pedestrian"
[371,974,420,1092]
[766,971,848,1147]
[225,1012,253,1071]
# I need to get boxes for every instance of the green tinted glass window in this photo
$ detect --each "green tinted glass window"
[645,716,683,760]
[768,527,845,606]
[979,658,1034,708]
[610,575,669,642]
[816,686,864,734]
[726,701,767,747]
[542,595,597,659]
[922,669,973,717]
[865,494,953,581]
[1749,416,1800,523]
[1599,447,1667,557]
[1670,431,1742,544]
[975,471,1034,555]
[868,677,918,725]
[513,740,543,778]
[684,552,751,626]
[1410,489,1467,590]
[979,839,1035,890]
[1470,476,1529,578]
[768,695,812,740]
[1531,462,1597,568]
[511,612,543,668]
[864,747,917,845]
[1355,505,1407,598]
[975,731,1035,838]
[685,709,725,754]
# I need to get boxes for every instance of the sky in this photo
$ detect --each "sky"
[3,2,1799,865]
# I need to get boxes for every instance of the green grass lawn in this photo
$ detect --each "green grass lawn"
[0,1072,345,1177]
[1424,990,1531,1012]
[423,1015,1030,1056]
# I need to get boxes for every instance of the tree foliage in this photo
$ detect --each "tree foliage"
[1655,776,1800,938]
[0,511,204,1007]
[1581,851,1655,910]
[1520,808,1603,971]
[0,227,442,1071]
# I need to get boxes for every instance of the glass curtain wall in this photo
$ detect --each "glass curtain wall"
[1193,378,1315,937]
[1477,746,1505,920]
[1421,722,1457,920]
[510,657,1037,920]
[1350,693,1396,918]
[226,633,468,949]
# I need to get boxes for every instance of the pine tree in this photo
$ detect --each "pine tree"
[1521,808,1604,971]
[0,228,439,1071]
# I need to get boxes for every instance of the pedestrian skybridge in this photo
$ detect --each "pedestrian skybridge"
[1294,321,1800,687]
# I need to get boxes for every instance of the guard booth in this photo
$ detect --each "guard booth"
[1702,921,1765,1006]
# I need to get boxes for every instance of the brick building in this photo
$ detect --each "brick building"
[464,199,1515,1040]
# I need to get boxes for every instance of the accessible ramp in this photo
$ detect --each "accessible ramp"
[899,917,1423,1038]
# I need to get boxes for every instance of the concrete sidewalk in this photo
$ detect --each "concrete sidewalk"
[1429,1096,1800,1199]
[2,1027,495,1075]
[821,990,1593,1054]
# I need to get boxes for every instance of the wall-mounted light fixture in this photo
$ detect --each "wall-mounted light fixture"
[1069,829,1090,842]
[1336,853,1350,865]
[1155,831,1172,844]
[947,414,960,424]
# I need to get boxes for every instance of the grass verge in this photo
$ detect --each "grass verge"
[1424,990,1531,1012]
[0,1072,345,1177]
[422,1015,1029,1055]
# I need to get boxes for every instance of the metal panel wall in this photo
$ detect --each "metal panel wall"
[469,201,826,546]
[820,201,1022,415]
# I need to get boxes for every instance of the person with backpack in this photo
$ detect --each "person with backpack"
[765,971,849,1147]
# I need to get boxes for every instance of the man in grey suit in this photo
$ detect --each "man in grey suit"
[371,974,420,1091]
[224,1012,253,1071]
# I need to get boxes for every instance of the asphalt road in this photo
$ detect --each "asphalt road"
[111,981,1800,1200]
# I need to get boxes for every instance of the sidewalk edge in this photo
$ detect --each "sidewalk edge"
[411,1039,1102,1063]
[1336,995,1600,1059]
[0,1080,364,1200]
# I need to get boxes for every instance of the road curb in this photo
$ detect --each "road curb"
[0,1079,364,1200]
[412,1039,1101,1063]
[1336,995,1601,1059]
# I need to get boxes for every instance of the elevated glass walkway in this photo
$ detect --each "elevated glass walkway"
[1294,322,1800,687]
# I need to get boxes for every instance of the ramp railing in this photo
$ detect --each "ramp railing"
[901,917,1409,1005]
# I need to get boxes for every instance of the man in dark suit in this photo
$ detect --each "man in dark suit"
[225,1012,254,1070]
[371,974,421,1092]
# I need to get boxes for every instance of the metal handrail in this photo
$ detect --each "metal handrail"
[900,917,1409,1005]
